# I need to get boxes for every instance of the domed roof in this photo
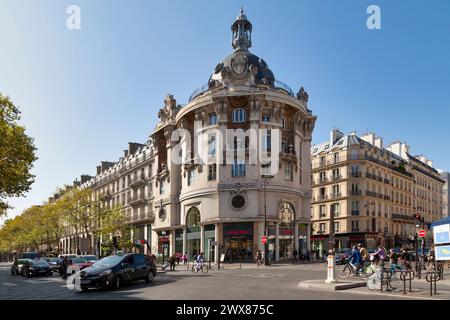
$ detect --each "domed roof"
[207,9,276,89]
[208,50,275,88]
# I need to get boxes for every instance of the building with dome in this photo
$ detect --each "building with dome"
[61,9,316,263]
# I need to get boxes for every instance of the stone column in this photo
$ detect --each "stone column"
[275,223,280,261]
[200,225,205,253]
[182,227,187,255]
[307,223,311,251]
[214,223,220,263]
[294,222,300,252]
[170,230,176,257]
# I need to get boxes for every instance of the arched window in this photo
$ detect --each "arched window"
[232,108,246,123]
[279,202,295,227]
[186,207,201,232]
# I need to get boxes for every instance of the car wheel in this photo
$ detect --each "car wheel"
[145,271,154,283]
[112,276,121,290]
[26,271,33,278]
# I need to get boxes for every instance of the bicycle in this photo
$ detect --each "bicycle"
[192,261,209,274]
[338,260,374,280]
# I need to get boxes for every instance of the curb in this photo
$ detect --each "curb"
[298,280,367,291]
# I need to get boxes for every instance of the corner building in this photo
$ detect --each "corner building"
[81,10,317,263]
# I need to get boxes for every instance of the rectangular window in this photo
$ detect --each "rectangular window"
[232,161,246,177]
[332,185,340,197]
[351,201,359,215]
[319,223,326,233]
[208,113,218,125]
[284,164,293,181]
[334,222,340,233]
[262,114,270,123]
[332,203,340,217]
[159,181,165,195]
[320,205,326,218]
[187,170,196,186]
[281,118,286,130]
[333,169,340,180]
[262,130,271,152]
[319,172,327,182]
[333,152,339,163]
[208,135,216,157]
[208,164,217,181]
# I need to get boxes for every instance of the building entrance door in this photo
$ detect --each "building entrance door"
[279,238,294,260]
[224,237,253,262]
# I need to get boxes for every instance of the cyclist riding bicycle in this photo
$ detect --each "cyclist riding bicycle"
[348,246,362,271]
[194,252,205,271]
[371,246,387,265]
[389,249,398,264]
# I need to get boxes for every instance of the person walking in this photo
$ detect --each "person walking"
[168,254,176,271]
[60,256,68,279]
[255,250,263,267]
[292,249,298,263]
[182,252,188,265]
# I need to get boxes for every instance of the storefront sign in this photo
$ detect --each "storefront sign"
[436,245,450,261]
[223,223,253,236]
[280,228,294,236]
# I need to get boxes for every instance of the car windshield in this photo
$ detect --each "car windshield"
[71,258,87,264]
[93,255,124,268]
[34,260,48,266]
[83,256,98,261]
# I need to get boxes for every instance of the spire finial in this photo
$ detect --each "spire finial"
[240,4,244,15]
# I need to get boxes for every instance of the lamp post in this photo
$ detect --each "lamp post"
[262,175,273,266]
[326,203,337,283]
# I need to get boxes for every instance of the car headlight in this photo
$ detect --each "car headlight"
[99,270,112,276]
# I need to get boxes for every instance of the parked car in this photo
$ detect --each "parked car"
[81,255,99,263]
[42,257,62,272]
[22,259,53,277]
[67,257,94,275]
[11,259,32,276]
[59,254,77,260]
[78,253,157,292]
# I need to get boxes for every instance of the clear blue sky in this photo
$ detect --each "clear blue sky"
[1,0,450,221]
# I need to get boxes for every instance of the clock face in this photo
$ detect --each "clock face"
[159,208,166,221]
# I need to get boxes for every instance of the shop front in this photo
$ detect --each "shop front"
[157,231,170,260]
[175,229,183,255]
[298,224,308,254]
[204,224,215,262]
[132,225,145,254]
[186,207,201,259]
[279,202,295,259]
[223,222,253,263]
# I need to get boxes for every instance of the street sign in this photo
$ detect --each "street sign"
[261,236,267,244]
[418,229,426,238]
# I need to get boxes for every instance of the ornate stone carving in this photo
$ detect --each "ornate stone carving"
[158,94,180,123]
[297,87,309,103]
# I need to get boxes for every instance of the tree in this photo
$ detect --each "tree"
[0,94,37,215]
[96,205,134,256]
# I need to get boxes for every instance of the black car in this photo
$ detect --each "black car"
[42,257,62,272]
[11,259,32,276]
[22,259,53,277]
[78,253,156,292]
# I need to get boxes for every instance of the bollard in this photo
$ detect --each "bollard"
[400,270,414,294]
[425,272,439,296]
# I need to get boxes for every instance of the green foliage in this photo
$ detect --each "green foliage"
[0,94,37,215]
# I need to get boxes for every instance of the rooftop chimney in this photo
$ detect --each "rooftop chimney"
[361,133,376,145]
[96,166,101,175]
[374,137,384,149]
[80,175,93,184]
[100,161,114,173]
[330,128,344,145]
[128,142,145,155]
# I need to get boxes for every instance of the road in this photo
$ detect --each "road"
[0,262,440,300]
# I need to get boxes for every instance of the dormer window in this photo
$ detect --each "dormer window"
[232,108,246,123]
[208,113,218,125]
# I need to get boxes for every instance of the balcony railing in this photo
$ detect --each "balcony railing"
[351,210,360,216]
[350,190,362,196]
[129,195,146,207]
[351,172,362,178]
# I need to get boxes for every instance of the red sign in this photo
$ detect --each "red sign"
[418,230,426,238]
[261,236,267,244]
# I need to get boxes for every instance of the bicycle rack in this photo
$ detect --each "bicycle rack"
[400,270,415,294]
[426,271,439,296]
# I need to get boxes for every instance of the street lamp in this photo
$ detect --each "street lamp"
[262,174,273,266]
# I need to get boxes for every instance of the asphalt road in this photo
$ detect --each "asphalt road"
[0,262,429,300]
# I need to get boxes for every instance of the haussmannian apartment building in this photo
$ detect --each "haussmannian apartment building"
[310,129,444,255]
[59,10,317,263]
